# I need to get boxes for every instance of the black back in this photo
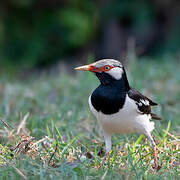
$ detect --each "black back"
[128,88,158,106]
[128,88,161,120]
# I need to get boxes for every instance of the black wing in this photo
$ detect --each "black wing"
[128,88,161,120]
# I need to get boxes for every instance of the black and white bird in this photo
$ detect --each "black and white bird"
[75,59,161,156]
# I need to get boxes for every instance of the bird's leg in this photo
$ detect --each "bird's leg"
[103,132,112,161]
[146,132,156,149]
[145,132,158,169]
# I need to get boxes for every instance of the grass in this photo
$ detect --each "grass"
[0,57,180,179]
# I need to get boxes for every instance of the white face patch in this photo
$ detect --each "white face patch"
[106,67,123,80]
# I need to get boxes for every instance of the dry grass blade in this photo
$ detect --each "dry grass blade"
[10,139,29,152]
[31,136,49,148]
[12,167,27,180]
[9,134,40,161]
[48,143,58,166]
[0,118,13,129]
[17,113,29,135]
[101,169,108,180]
[162,129,178,140]
[0,155,27,180]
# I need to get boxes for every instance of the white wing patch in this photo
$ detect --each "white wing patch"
[140,99,149,106]
[135,99,150,114]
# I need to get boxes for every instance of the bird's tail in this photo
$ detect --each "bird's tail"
[151,113,161,120]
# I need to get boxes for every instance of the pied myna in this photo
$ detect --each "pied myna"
[75,59,161,157]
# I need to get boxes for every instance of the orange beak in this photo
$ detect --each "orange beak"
[75,63,102,72]
[74,64,92,71]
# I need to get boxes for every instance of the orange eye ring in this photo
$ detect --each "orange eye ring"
[105,66,110,70]
[103,65,112,71]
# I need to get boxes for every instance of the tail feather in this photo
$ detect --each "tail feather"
[151,113,161,120]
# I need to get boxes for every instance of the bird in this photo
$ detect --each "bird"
[75,59,161,158]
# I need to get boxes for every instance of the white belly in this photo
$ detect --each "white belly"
[88,94,154,135]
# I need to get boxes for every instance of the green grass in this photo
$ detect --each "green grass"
[0,57,180,179]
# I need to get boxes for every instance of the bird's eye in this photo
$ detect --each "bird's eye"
[104,66,110,70]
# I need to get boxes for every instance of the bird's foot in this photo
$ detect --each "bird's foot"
[153,146,159,170]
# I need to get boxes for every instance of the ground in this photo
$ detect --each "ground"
[0,57,179,179]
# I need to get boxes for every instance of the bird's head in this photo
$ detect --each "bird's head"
[75,59,128,86]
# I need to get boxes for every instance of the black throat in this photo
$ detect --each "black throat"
[91,70,130,115]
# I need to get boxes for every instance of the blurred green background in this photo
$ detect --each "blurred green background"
[0,0,179,71]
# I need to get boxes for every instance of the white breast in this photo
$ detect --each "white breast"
[88,94,154,135]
